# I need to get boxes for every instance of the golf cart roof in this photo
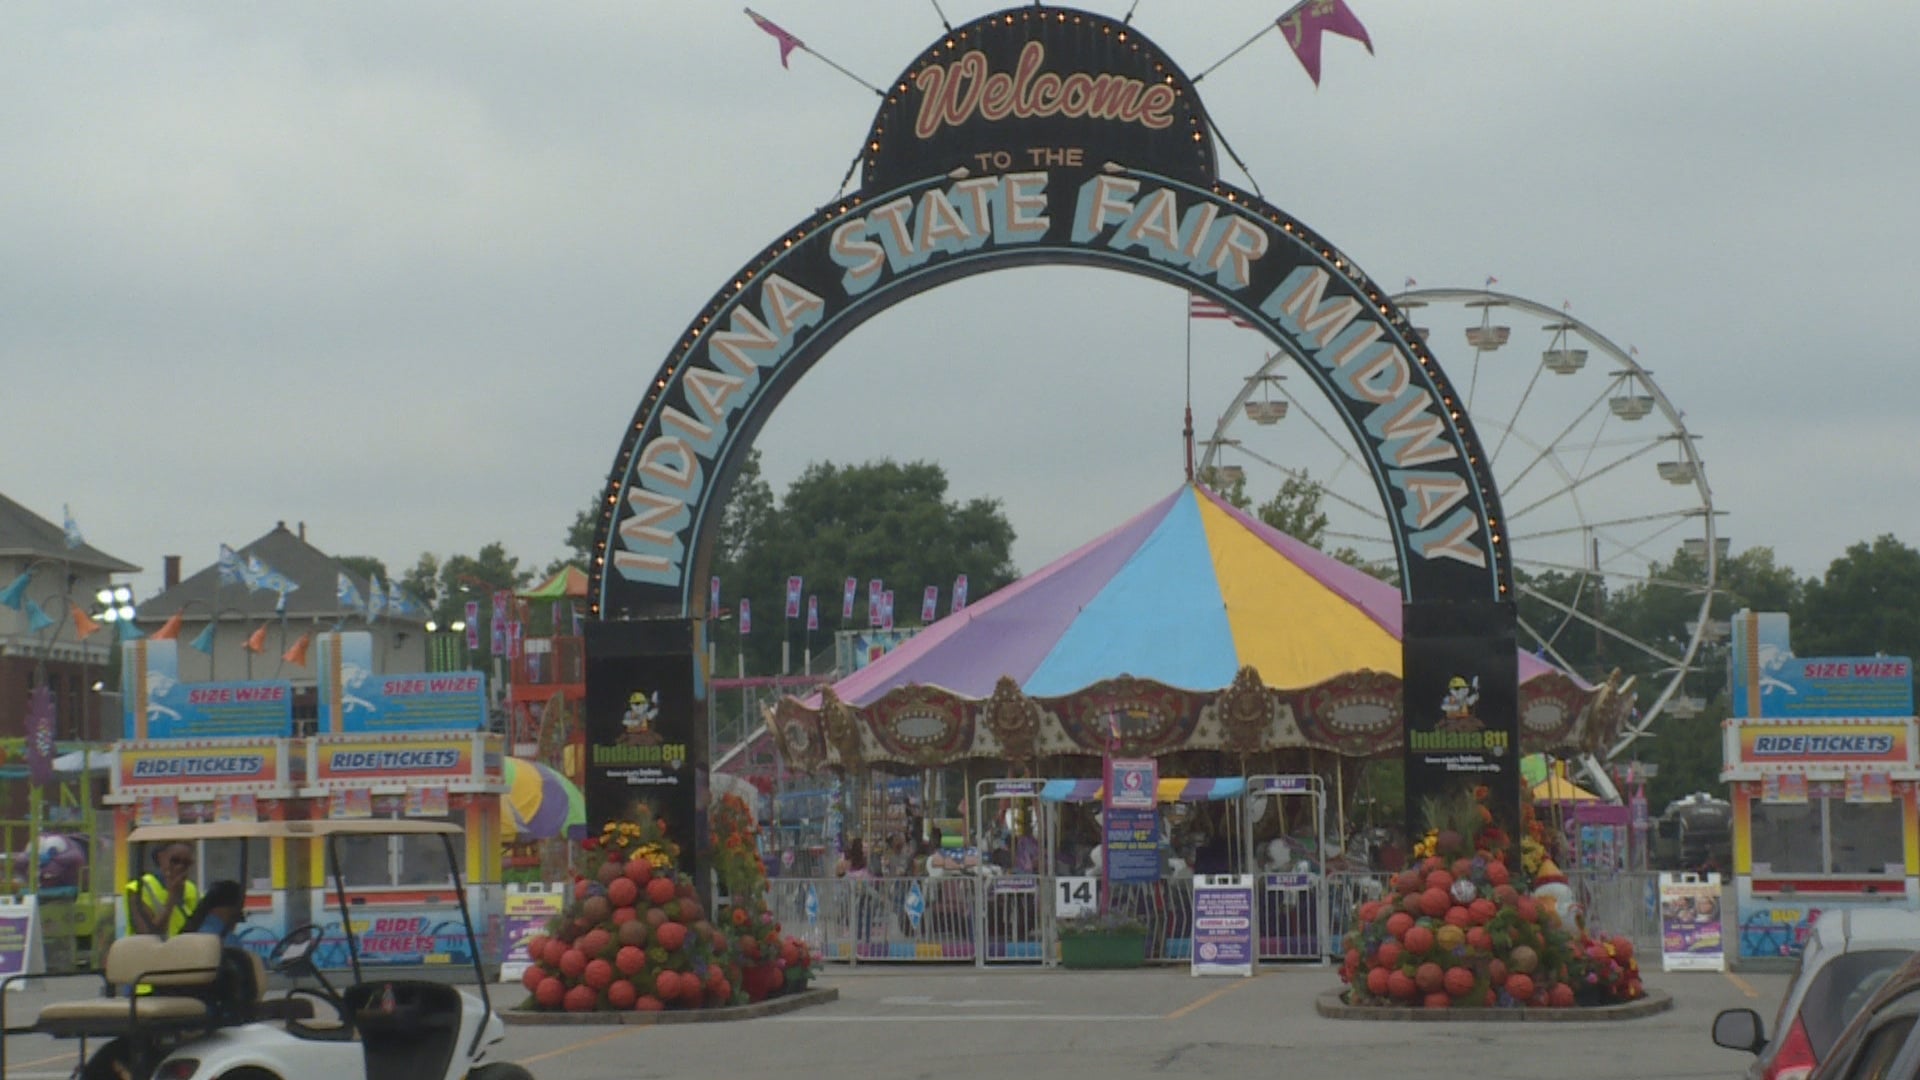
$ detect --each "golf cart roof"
[128,820,464,843]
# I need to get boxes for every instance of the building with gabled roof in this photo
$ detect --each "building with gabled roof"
[134,521,427,693]
[0,492,140,744]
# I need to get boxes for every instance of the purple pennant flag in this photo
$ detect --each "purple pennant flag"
[465,601,480,649]
[806,595,819,631]
[921,585,938,623]
[25,684,55,785]
[953,574,969,613]
[841,577,857,620]
[710,575,721,615]
[882,590,895,631]
[867,579,883,627]
[1277,0,1373,86]
[785,575,803,619]
[740,598,752,635]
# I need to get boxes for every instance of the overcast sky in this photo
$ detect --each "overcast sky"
[6,1,1916,610]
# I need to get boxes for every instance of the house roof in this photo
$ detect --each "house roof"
[0,492,139,573]
[135,522,425,625]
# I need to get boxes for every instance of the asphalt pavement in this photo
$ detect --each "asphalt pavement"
[4,964,1791,1080]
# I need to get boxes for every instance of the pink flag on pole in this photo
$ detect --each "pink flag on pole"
[465,601,480,649]
[868,578,883,627]
[842,577,857,620]
[1277,0,1372,86]
[881,590,894,631]
[740,598,752,635]
[952,574,969,613]
[807,595,819,631]
[745,8,804,69]
[921,586,938,623]
[785,575,803,619]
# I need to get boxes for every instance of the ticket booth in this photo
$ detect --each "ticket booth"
[108,638,305,952]
[299,632,505,972]
[1722,611,1919,961]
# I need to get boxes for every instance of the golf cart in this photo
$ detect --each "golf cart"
[2,819,526,1080]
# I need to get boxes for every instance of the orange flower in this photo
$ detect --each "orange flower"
[731,908,749,926]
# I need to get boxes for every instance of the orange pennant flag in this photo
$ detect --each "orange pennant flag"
[281,632,312,667]
[69,603,102,639]
[244,625,268,653]
[151,613,185,641]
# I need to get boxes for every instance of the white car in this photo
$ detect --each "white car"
[1715,907,1920,1080]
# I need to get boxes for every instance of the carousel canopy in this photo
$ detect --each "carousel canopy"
[818,484,1571,708]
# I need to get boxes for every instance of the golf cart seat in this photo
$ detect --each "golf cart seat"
[34,935,222,1037]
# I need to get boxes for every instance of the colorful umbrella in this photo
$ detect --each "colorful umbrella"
[816,483,1574,706]
[501,758,586,842]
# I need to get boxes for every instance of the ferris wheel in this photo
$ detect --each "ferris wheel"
[1197,285,1723,765]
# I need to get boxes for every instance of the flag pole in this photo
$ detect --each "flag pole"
[1191,20,1277,83]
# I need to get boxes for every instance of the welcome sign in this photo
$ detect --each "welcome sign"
[595,6,1511,620]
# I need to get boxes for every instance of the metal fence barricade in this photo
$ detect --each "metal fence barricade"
[766,878,843,961]
[1571,869,1660,946]
[828,876,981,963]
[1108,879,1196,963]
[981,875,1045,964]
[1325,871,1393,958]
[1258,872,1325,961]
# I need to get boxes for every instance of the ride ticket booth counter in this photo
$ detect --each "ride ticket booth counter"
[299,731,507,973]
[1723,716,1920,961]
[1722,611,1920,962]
[105,736,306,950]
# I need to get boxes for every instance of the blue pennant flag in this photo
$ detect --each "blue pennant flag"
[117,617,143,641]
[25,598,54,632]
[367,576,386,623]
[274,589,288,616]
[61,505,84,550]
[218,544,244,586]
[188,623,217,654]
[0,572,29,611]
[337,572,364,612]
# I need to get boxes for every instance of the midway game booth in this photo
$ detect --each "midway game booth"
[1722,611,1920,962]
[109,632,507,972]
[763,486,1632,966]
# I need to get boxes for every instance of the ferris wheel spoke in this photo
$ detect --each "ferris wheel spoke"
[1516,611,1588,674]
[1231,442,1389,525]
[1508,505,1701,546]
[1488,360,1549,470]
[1516,583,1687,672]
[1500,380,1621,497]
[1503,438,1667,524]
[1511,552,1711,596]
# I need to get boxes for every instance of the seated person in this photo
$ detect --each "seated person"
[178,881,260,1021]
[181,880,245,941]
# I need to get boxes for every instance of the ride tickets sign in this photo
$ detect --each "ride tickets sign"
[114,740,285,795]
[1738,723,1910,766]
[308,735,484,788]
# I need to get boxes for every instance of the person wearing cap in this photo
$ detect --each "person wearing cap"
[126,841,200,939]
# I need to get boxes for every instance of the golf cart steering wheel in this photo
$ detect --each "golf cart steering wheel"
[268,923,325,973]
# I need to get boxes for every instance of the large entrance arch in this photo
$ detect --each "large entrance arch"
[584,5,1520,884]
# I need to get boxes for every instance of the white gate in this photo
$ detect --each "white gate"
[975,778,1049,965]
[1244,774,1330,963]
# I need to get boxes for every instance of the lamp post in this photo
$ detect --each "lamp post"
[424,619,469,673]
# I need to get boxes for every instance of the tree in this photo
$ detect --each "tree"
[1795,535,1920,688]
[715,459,1018,675]
[335,555,390,589]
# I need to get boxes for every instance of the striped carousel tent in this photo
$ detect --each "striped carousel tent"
[770,484,1628,772]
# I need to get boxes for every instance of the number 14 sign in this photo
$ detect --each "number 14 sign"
[1056,876,1097,919]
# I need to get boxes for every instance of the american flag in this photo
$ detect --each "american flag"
[1188,293,1253,328]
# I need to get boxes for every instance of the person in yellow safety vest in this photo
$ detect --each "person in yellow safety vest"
[124,841,200,996]
[126,841,200,938]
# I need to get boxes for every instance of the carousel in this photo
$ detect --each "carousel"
[769,483,1634,865]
